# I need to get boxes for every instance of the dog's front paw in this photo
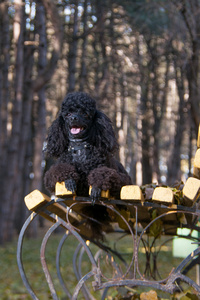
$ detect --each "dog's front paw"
[65,179,76,193]
[90,187,101,204]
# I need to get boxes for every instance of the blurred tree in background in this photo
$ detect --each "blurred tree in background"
[0,0,200,244]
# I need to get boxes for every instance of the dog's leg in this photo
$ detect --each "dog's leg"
[65,178,77,193]
[89,187,101,204]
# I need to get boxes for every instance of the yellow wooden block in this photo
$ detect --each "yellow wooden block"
[194,148,200,169]
[197,123,200,148]
[55,182,75,197]
[120,185,144,201]
[25,189,67,221]
[25,190,95,239]
[183,177,200,205]
[89,186,110,198]
[152,187,174,204]
[193,166,200,179]
[24,189,51,211]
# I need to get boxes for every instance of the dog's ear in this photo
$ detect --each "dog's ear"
[92,111,119,153]
[45,114,68,157]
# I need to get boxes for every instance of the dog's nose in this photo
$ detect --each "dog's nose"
[70,114,78,121]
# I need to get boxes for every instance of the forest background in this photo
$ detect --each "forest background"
[0,0,200,245]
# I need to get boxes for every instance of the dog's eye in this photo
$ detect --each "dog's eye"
[66,113,72,117]
[81,112,89,118]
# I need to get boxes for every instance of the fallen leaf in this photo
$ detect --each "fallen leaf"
[140,290,158,300]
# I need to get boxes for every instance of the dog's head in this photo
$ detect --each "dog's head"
[61,92,96,140]
[46,92,118,157]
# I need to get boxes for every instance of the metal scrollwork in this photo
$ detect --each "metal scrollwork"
[17,198,200,299]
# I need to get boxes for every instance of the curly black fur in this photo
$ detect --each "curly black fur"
[44,92,132,240]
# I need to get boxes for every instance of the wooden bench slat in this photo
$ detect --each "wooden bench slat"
[182,177,200,206]
[120,185,144,201]
[24,189,81,226]
[152,187,174,204]
[89,186,110,198]
[25,189,68,221]
[197,124,200,148]
[55,182,110,199]
[193,166,200,179]
[25,190,96,239]
[55,182,75,197]
[194,148,200,169]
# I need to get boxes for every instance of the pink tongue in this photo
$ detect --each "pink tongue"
[71,127,81,134]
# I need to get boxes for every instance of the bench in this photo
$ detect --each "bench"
[17,127,200,299]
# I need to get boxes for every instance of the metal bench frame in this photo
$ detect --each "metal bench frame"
[17,197,200,299]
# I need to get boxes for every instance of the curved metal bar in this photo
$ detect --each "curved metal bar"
[97,250,124,283]
[78,246,96,300]
[67,200,135,280]
[40,222,61,300]
[63,222,97,269]
[94,249,109,300]
[40,214,98,299]
[17,198,200,298]
[182,255,200,275]
[165,268,200,294]
[101,288,109,300]
[141,233,166,280]
[40,201,98,268]
[153,236,175,280]
[17,212,39,300]
[95,278,175,294]
[170,272,200,293]
[94,249,102,262]
[56,232,72,298]
[72,271,97,300]
[136,210,200,282]
[17,204,97,300]
[73,243,83,281]
[72,243,94,300]
[55,216,100,297]
[173,246,200,274]
[98,201,135,280]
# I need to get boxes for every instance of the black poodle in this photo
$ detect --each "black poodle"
[44,92,132,239]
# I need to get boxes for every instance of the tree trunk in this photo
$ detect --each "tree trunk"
[152,55,170,183]
[0,0,62,244]
[0,0,25,243]
[32,0,47,192]
[0,1,9,166]
[167,62,185,185]
[33,0,63,92]
[79,0,88,91]
[186,47,200,132]
[68,0,79,92]
[137,37,152,184]
[141,96,152,185]
[29,0,47,236]
[179,0,200,132]
[0,1,10,201]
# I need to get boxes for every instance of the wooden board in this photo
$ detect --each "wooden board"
[55,182,110,199]
[193,166,200,179]
[197,123,200,148]
[152,187,174,205]
[182,177,200,206]
[194,148,200,169]
[24,189,67,222]
[24,189,94,239]
[120,185,144,201]
[89,186,110,198]
[55,182,76,197]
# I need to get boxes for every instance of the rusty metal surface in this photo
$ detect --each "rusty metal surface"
[17,197,200,299]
